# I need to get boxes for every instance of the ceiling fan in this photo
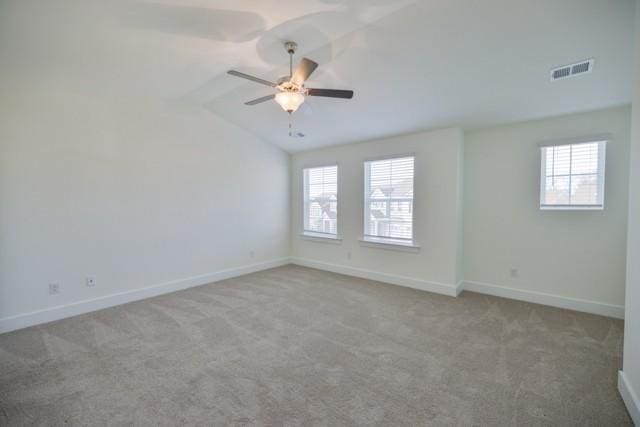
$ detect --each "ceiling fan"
[227,41,354,114]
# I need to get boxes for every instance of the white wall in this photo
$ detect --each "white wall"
[0,0,291,332]
[619,1,640,423]
[463,107,630,317]
[290,128,464,294]
[0,87,290,327]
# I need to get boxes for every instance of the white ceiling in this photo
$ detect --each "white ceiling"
[0,0,635,152]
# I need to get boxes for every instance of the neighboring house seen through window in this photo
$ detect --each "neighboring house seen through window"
[364,156,415,244]
[303,165,338,236]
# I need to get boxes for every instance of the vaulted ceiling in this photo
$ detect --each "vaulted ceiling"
[1,0,634,152]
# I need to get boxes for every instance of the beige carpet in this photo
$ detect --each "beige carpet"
[0,265,631,426]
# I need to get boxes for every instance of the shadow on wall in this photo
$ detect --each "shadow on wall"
[77,0,419,146]
[192,0,418,146]
[178,0,416,100]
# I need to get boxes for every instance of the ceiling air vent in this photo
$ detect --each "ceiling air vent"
[550,59,594,82]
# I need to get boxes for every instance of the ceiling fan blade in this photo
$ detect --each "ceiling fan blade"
[291,58,318,86]
[227,70,276,87]
[306,88,354,99]
[244,94,275,105]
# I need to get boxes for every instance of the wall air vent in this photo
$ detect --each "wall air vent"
[550,59,594,82]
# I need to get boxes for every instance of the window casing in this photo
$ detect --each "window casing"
[540,140,606,210]
[364,156,415,243]
[303,165,338,236]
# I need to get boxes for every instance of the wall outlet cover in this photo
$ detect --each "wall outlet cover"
[49,283,60,295]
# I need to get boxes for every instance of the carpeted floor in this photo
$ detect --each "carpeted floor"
[0,265,631,426]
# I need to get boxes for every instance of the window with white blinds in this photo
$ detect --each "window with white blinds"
[303,165,338,235]
[540,140,606,210]
[364,156,415,242]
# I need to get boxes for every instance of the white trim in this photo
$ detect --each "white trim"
[537,133,611,147]
[618,371,640,425]
[540,205,604,211]
[459,280,624,319]
[300,232,342,244]
[363,155,416,243]
[3,258,625,335]
[539,140,607,210]
[303,164,339,236]
[301,161,339,169]
[290,257,458,297]
[0,258,290,334]
[363,152,416,163]
[358,237,420,252]
[454,281,464,297]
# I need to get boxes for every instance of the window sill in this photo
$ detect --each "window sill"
[540,205,604,211]
[358,237,420,253]
[300,232,342,244]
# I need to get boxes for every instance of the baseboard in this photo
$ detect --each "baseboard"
[460,280,624,319]
[290,257,459,297]
[619,371,640,425]
[455,281,464,297]
[1,259,625,333]
[0,258,290,334]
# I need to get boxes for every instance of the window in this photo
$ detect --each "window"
[540,140,606,210]
[364,156,415,244]
[303,165,338,236]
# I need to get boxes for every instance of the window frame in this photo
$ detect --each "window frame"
[302,163,340,240]
[362,154,418,248]
[538,136,608,211]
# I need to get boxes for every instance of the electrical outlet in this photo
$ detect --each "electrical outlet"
[249,251,255,259]
[510,268,519,278]
[86,276,96,287]
[49,283,60,295]
[347,251,352,260]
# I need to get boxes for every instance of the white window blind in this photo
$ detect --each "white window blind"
[303,165,338,235]
[364,156,415,242]
[540,140,606,210]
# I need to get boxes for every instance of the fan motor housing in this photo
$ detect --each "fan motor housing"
[277,79,303,93]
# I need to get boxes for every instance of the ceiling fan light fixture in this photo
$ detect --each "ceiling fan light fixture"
[275,91,305,112]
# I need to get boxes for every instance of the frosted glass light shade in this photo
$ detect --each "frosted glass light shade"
[275,91,304,112]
